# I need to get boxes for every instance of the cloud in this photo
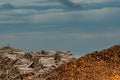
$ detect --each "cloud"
[27,7,120,27]
[0,0,120,57]
[59,0,120,10]
[80,1,120,10]
[1,3,15,9]
[1,0,119,12]
[59,0,81,9]
[0,7,120,33]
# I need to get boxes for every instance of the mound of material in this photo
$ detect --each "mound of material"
[0,45,74,80]
[41,45,120,80]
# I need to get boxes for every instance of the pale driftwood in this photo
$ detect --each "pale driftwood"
[26,61,34,68]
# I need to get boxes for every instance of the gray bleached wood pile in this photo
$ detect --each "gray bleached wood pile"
[0,45,75,80]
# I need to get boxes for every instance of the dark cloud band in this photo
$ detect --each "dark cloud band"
[1,3,15,9]
[59,0,81,9]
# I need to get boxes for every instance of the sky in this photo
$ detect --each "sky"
[0,0,120,57]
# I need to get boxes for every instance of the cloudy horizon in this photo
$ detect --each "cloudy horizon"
[0,0,120,57]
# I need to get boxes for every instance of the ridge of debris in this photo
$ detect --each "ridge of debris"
[0,45,75,80]
[38,45,120,80]
[1,45,120,80]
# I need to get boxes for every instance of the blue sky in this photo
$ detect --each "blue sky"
[0,0,120,57]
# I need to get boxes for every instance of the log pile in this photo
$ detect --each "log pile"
[0,45,75,80]
[1,45,120,80]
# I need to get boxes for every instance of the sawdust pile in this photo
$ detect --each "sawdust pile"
[41,45,120,80]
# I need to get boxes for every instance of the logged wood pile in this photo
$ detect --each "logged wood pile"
[0,45,74,80]
[39,45,120,80]
[1,45,120,80]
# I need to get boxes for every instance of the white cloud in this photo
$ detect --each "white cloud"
[0,0,120,25]
[26,7,120,25]
[71,0,119,3]
[0,7,120,25]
